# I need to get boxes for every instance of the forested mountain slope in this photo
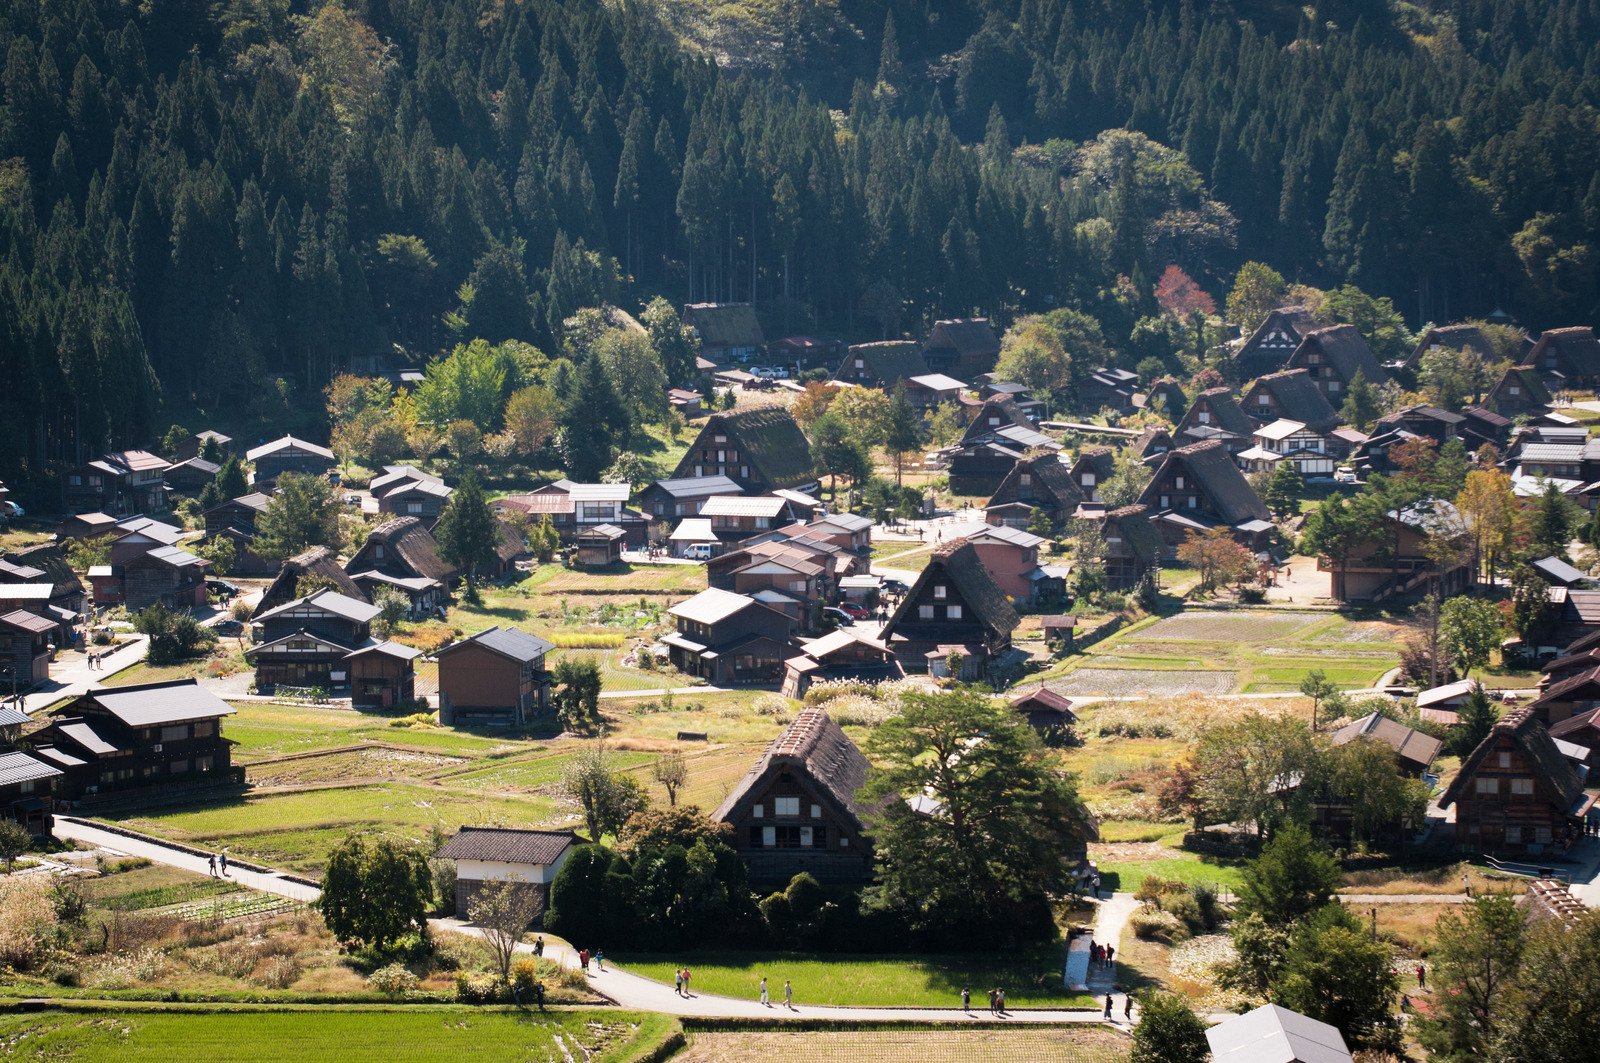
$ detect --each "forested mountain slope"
[0,0,1595,482]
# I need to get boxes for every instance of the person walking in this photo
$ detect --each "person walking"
[1123,995,1133,1022]
[1104,993,1114,1021]
[1416,963,1426,989]
[961,986,970,1012]
[783,979,793,1009]
[595,950,605,972]
[534,936,544,957]
[206,854,216,877]
[683,968,692,996]
[218,851,228,877]
[533,980,545,1010]
[578,949,589,973]
[987,988,997,1015]
[760,977,770,1007]
[1105,944,1115,969]
[997,988,1006,1014]
[674,969,684,997]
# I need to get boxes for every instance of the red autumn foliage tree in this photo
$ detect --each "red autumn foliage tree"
[1154,265,1217,317]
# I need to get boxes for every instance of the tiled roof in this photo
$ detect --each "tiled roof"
[0,750,63,787]
[83,678,236,726]
[438,827,577,865]
[255,588,381,624]
[245,435,336,463]
[670,587,762,625]
[443,625,554,663]
[1330,712,1442,770]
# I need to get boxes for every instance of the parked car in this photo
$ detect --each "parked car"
[835,601,871,620]
[881,578,910,596]
[821,606,855,627]
[0,500,23,518]
[206,578,240,601]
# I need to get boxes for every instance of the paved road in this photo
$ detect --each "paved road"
[17,634,149,714]
[48,817,1123,1025]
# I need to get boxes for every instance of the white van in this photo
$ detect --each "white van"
[682,543,714,561]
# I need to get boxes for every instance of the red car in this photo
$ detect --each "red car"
[835,601,871,620]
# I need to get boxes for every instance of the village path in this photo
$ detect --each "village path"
[16,634,148,715]
[43,816,1134,1026]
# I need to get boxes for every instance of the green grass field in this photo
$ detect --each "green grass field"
[1096,852,1247,893]
[109,782,570,874]
[0,1008,678,1062]
[1037,609,1402,695]
[612,944,1093,1008]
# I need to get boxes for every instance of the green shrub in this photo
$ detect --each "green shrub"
[1160,891,1205,935]
[1130,909,1191,944]
[453,972,502,1004]
[369,963,419,998]
[1189,882,1221,931]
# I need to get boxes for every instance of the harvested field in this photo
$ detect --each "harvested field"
[677,1028,1130,1062]
[245,746,469,787]
[1048,668,1237,697]
[1124,611,1322,641]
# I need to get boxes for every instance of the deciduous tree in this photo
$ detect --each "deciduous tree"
[317,834,433,952]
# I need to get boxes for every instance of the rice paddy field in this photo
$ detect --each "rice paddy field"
[1037,609,1404,695]
[677,1027,1131,1062]
[0,1008,678,1062]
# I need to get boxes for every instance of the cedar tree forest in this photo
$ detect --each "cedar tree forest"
[1,0,1597,481]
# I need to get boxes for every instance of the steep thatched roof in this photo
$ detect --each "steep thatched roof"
[1293,325,1389,385]
[1243,369,1341,432]
[1141,441,1271,524]
[1406,324,1498,371]
[1178,387,1254,440]
[347,516,457,583]
[1102,504,1162,563]
[839,341,928,384]
[883,540,1021,640]
[254,546,366,617]
[677,407,816,490]
[1523,327,1600,379]
[924,318,1000,358]
[683,303,765,349]
[1440,708,1583,812]
[714,707,873,830]
[960,398,1036,445]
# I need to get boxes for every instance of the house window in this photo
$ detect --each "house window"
[741,466,750,479]
[1497,752,1511,767]
[197,756,214,772]
[1187,497,1197,509]
[1197,411,1210,424]
[1258,395,1271,406]
[1328,380,1341,393]
[839,836,849,848]
[1175,476,1185,489]
[799,826,814,847]
[775,797,800,816]
[1082,474,1096,487]
[1535,826,1553,844]
[1020,473,1031,486]
[1475,777,1499,794]
[373,544,385,559]
[407,502,423,514]
[752,804,764,818]
[1505,826,1522,843]
[934,585,947,599]
[169,760,190,774]
[1510,778,1534,795]
[1159,495,1170,508]
[1509,386,1520,395]
[160,725,188,742]
[762,826,776,847]
[918,605,935,620]
[68,474,82,486]
[947,604,963,619]
[854,358,864,368]
[18,779,32,794]
[810,803,821,818]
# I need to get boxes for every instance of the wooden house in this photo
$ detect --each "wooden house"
[0,609,55,688]
[0,750,63,838]
[99,543,209,611]
[714,708,876,885]
[1416,679,1481,725]
[1077,367,1139,413]
[1099,504,1162,590]
[494,481,647,545]
[1529,666,1600,726]
[374,471,452,522]
[1135,380,1188,420]
[1330,712,1442,777]
[1175,387,1255,453]
[246,589,385,693]
[345,517,455,615]
[879,541,1020,679]
[1284,324,1389,401]
[171,430,233,463]
[202,492,275,576]
[922,318,1000,378]
[437,827,578,921]
[1406,324,1499,373]
[255,546,366,617]
[30,679,236,799]
[1009,687,1077,733]
[784,511,872,553]
[1439,708,1594,856]
[706,538,839,609]
[162,457,219,495]
[832,341,928,388]
[638,475,743,523]
[780,628,899,698]
[1068,447,1117,504]
[955,523,1056,603]
[1131,425,1174,464]
[984,452,1085,530]
[55,512,120,540]
[682,303,765,363]
[437,626,555,727]
[1549,708,1600,771]
[671,408,818,495]
[1236,419,1341,478]
[1241,369,1342,435]
[62,450,171,516]
[1317,498,1475,602]
[245,436,335,487]
[905,373,967,413]
[664,588,800,685]
[699,494,807,543]
[1137,441,1274,557]
[0,544,85,635]
[345,641,422,711]
[1233,306,1323,379]
[1485,366,1553,418]
[1521,327,1600,390]
[667,389,704,417]
[949,399,1057,496]
[574,524,626,567]
[769,335,843,371]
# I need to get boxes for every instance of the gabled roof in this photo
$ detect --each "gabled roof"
[1103,504,1162,562]
[256,546,366,618]
[80,678,236,727]
[245,435,336,463]
[1140,441,1272,524]
[959,523,1047,549]
[349,517,456,583]
[1532,556,1590,586]
[1236,306,1322,361]
[1293,324,1389,385]
[1440,708,1583,812]
[440,625,555,663]
[0,750,63,787]
[345,640,423,662]
[2,544,83,601]
[883,541,1020,639]
[909,373,967,392]
[1330,712,1442,771]
[141,545,207,569]
[670,587,765,626]
[687,408,816,490]
[647,475,742,500]
[1243,369,1341,432]
[1207,1003,1353,1063]
[1523,326,1600,378]
[714,708,872,829]
[683,302,765,348]
[255,588,381,625]
[104,449,171,473]
[1490,366,1551,406]
[961,398,1036,446]
[1009,687,1076,719]
[1407,323,1498,370]
[1132,426,1173,459]
[838,341,928,384]
[1070,447,1117,484]
[925,318,1000,357]
[1179,387,1255,439]
[116,516,186,545]
[0,608,58,634]
[700,495,790,519]
[369,465,445,497]
[438,826,577,866]
[986,452,1085,514]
